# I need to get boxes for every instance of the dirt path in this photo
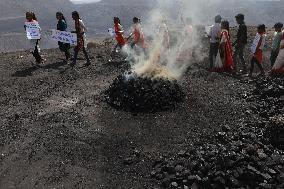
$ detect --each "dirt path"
[0,47,252,188]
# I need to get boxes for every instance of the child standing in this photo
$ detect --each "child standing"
[24,12,43,64]
[249,24,266,77]
[56,12,71,61]
[71,11,91,67]
[270,22,283,67]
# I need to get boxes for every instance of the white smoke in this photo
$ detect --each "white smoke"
[123,0,225,80]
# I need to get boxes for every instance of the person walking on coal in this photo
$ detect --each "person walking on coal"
[70,11,91,67]
[208,15,222,70]
[176,17,194,63]
[270,22,283,67]
[56,12,71,61]
[233,14,248,73]
[158,18,170,51]
[249,24,266,77]
[129,17,146,51]
[114,17,126,50]
[24,12,43,64]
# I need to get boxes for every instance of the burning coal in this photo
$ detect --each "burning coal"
[104,73,184,113]
[104,0,214,112]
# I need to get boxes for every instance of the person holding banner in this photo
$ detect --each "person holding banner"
[24,12,43,64]
[71,11,91,67]
[56,12,71,61]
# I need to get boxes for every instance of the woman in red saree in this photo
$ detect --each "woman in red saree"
[114,17,126,48]
[213,20,234,72]
[130,17,146,49]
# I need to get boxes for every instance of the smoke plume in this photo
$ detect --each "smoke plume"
[122,0,225,80]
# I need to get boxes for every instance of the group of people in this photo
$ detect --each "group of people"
[24,11,284,75]
[113,16,148,54]
[25,11,90,67]
[208,14,284,76]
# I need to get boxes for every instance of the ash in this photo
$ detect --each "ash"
[104,73,185,113]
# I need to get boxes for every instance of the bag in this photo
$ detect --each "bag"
[214,52,223,68]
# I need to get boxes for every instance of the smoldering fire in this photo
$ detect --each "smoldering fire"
[104,0,210,112]
[104,73,184,113]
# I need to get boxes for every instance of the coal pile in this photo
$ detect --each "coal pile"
[104,74,184,113]
[266,117,284,150]
[243,77,284,150]
[151,77,284,189]
[242,77,284,150]
[249,77,284,119]
[151,124,284,189]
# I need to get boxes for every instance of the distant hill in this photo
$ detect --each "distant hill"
[0,0,74,52]
[0,0,73,18]
[1,0,284,52]
[77,0,284,35]
[0,0,74,34]
[76,0,157,35]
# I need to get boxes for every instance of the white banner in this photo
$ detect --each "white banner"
[250,33,261,54]
[108,28,115,37]
[25,22,41,40]
[50,29,77,45]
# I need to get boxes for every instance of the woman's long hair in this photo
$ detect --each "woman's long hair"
[57,12,67,27]
[114,17,121,24]
[72,11,80,20]
[221,20,230,36]
[26,12,37,21]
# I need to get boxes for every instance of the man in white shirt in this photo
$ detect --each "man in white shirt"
[208,15,222,70]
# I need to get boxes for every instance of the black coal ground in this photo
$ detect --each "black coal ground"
[0,36,283,188]
[152,76,284,189]
[104,74,184,113]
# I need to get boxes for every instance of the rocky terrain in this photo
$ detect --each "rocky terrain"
[0,25,283,189]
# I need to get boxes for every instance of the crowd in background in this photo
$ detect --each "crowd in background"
[208,14,284,76]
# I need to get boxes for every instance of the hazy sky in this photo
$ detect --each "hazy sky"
[71,0,280,3]
[71,0,101,4]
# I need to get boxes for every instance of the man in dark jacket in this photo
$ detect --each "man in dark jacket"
[233,14,247,73]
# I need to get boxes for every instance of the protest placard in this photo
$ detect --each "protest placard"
[250,34,261,54]
[50,30,77,45]
[25,22,41,40]
[108,28,115,37]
